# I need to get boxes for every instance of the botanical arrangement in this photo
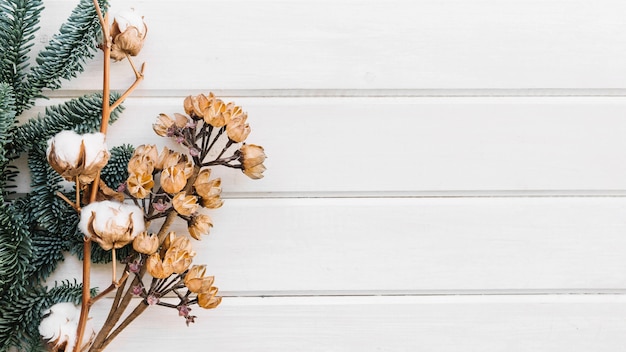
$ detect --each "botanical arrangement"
[0,0,266,351]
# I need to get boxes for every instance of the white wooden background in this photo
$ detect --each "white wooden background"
[27,0,626,350]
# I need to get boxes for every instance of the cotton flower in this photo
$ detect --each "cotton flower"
[110,8,148,61]
[239,144,266,179]
[46,130,110,184]
[79,200,145,250]
[39,302,95,352]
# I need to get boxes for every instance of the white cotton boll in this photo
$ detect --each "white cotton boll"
[114,8,146,35]
[47,130,83,166]
[81,132,108,167]
[39,302,94,351]
[78,201,146,250]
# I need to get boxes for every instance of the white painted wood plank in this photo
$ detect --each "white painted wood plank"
[48,197,626,294]
[91,295,626,351]
[17,96,626,194]
[38,0,626,91]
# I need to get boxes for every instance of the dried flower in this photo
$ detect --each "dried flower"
[146,252,174,279]
[226,113,251,142]
[239,144,266,179]
[201,93,227,127]
[193,168,223,209]
[127,172,154,199]
[160,166,188,194]
[187,213,213,240]
[46,130,110,184]
[132,232,159,254]
[39,302,95,352]
[110,8,148,61]
[127,144,159,175]
[172,192,199,216]
[184,94,210,120]
[78,201,145,251]
[166,247,195,273]
[197,286,222,309]
[184,265,215,293]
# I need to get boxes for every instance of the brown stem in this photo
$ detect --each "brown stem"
[93,302,149,352]
[75,3,111,351]
[56,191,79,212]
[110,60,145,111]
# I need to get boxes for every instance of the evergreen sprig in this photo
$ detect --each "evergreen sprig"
[0,0,43,101]
[10,91,124,155]
[16,0,108,113]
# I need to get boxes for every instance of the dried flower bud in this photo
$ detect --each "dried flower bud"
[110,8,147,61]
[202,93,228,127]
[239,144,267,179]
[153,113,175,137]
[146,252,174,279]
[133,232,159,254]
[197,286,222,309]
[166,247,195,273]
[184,94,210,120]
[127,172,154,199]
[39,303,95,352]
[46,130,110,184]
[78,201,145,251]
[193,168,223,209]
[184,265,215,293]
[160,166,188,194]
[188,213,213,240]
[226,113,251,143]
[173,192,199,216]
[128,144,159,175]
[156,147,180,170]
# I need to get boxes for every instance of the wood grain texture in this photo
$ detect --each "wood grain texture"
[39,0,626,91]
[47,196,626,294]
[95,295,626,351]
[17,96,626,194]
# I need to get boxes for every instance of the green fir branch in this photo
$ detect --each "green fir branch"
[10,91,124,154]
[0,0,43,103]
[16,0,108,113]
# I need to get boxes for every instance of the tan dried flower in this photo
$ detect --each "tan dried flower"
[110,9,148,61]
[226,113,251,143]
[198,286,222,309]
[127,172,154,199]
[78,201,145,251]
[160,166,188,194]
[239,144,267,179]
[127,144,159,175]
[165,248,195,274]
[184,265,215,293]
[187,214,213,240]
[172,192,199,216]
[193,168,223,209]
[132,232,159,255]
[184,94,210,120]
[46,130,110,184]
[146,252,174,279]
[153,113,175,137]
[202,93,228,127]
